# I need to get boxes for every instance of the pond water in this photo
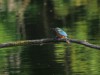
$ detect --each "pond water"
[0,0,100,75]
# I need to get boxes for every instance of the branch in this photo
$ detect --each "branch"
[0,38,100,50]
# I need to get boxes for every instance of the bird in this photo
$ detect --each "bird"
[53,27,70,44]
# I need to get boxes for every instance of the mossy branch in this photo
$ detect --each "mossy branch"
[0,38,100,50]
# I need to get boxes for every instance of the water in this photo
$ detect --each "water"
[0,0,100,75]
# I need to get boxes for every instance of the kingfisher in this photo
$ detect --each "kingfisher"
[53,27,70,44]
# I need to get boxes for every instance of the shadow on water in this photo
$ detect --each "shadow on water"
[20,3,65,74]
[20,25,65,75]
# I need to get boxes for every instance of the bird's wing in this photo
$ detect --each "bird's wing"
[58,30,67,37]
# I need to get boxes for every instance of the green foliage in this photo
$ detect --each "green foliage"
[75,21,88,39]
[0,1,19,75]
[52,0,69,17]
[86,0,98,20]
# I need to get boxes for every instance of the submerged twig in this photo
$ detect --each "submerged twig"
[0,38,100,50]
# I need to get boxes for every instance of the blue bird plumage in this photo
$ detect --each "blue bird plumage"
[55,27,68,37]
[53,27,70,44]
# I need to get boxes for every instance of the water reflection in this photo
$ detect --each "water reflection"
[0,0,100,75]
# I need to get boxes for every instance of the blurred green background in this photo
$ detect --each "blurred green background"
[0,0,100,75]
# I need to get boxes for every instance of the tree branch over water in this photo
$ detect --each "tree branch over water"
[0,38,100,50]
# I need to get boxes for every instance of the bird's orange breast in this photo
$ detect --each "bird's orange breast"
[56,33,65,38]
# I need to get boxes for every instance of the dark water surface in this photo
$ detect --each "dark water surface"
[0,0,100,75]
